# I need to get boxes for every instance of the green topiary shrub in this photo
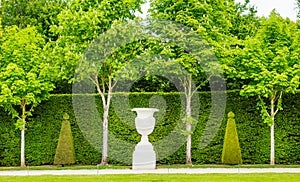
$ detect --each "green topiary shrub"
[222,111,242,165]
[54,113,75,166]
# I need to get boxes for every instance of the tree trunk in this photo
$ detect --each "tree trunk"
[186,122,192,164]
[270,98,275,165]
[100,105,109,165]
[270,122,275,165]
[100,88,112,165]
[20,101,26,168]
[94,74,112,165]
[20,121,26,167]
[185,76,192,165]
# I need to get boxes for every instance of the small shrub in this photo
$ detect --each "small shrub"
[54,113,75,165]
[222,112,242,164]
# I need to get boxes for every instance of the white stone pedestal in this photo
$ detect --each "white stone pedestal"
[131,108,159,170]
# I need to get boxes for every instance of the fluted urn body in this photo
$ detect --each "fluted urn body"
[131,108,158,170]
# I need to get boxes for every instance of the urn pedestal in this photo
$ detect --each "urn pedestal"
[131,108,159,170]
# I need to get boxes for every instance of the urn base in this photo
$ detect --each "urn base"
[132,142,156,170]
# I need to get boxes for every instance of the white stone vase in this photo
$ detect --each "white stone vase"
[131,108,159,170]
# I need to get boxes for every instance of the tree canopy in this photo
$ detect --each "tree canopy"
[0,0,67,40]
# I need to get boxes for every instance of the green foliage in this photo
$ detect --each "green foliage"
[0,26,54,114]
[130,75,177,92]
[0,111,20,166]
[236,12,300,108]
[149,0,260,91]
[54,116,75,165]
[0,91,299,166]
[150,0,236,40]
[0,0,67,40]
[47,0,144,83]
[222,112,242,165]
[230,0,259,40]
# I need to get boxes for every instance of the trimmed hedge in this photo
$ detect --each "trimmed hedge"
[222,112,242,164]
[0,91,299,166]
[54,117,75,165]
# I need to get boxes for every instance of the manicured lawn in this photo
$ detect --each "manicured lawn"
[158,164,300,169]
[0,174,299,182]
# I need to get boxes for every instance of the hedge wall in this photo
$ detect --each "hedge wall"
[0,91,299,166]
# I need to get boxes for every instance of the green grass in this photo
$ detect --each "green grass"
[157,164,300,169]
[1,164,300,171]
[0,174,299,182]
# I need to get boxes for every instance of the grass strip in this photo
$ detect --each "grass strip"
[0,173,299,182]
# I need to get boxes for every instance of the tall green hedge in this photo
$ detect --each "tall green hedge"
[0,91,299,166]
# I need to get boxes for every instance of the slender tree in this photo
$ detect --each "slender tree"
[0,26,54,167]
[49,0,144,165]
[229,11,300,165]
[149,0,243,164]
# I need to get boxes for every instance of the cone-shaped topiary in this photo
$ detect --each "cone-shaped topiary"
[54,113,75,166]
[222,111,242,165]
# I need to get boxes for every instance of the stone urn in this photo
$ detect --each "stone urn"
[131,108,159,170]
